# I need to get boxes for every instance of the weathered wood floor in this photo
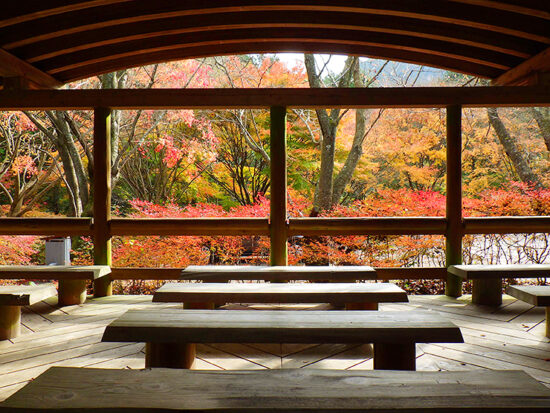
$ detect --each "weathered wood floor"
[0,293,548,401]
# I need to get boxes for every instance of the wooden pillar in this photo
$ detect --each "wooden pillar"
[269,106,288,267]
[93,108,112,297]
[0,306,21,340]
[445,104,463,298]
[145,342,195,369]
[546,307,550,338]
[373,342,416,370]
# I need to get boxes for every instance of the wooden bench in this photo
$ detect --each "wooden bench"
[448,264,550,306]
[0,265,111,306]
[507,285,550,338]
[180,265,377,282]
[2,367,550,412]
[102,309,463,371]
[153,282,408,310]
[0,283,57,340]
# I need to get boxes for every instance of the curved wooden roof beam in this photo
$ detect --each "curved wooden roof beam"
[494,47,550,85]
[14,12,537,64]
[0,1,132,28]
[448,0,550,19]
[37,28,520,77]
[2,1,548,50]
[53,41,504,83]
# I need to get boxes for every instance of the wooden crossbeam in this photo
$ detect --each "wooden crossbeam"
[0,86,548,110]
[0,49,61,89]
[493,47,550,85]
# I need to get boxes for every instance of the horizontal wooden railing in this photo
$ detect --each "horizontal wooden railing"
[2,216,549,237]
[110,218,269,236]
[288,217,447,236]
[463,216,550,234]
[1,216,547,283]
[0,217,92,236]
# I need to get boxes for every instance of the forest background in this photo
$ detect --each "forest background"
[1,54,549,294]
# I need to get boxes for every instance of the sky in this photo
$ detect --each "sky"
[273,53,447,86]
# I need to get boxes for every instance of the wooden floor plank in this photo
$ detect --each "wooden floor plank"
[2,293,550,403]
[208,343,281,369]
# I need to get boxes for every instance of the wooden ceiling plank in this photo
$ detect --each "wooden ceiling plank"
[38,29,518,76]
[18,12,535,63]
[2,1,549,49]
[0,48,61,89]
[0,1,132,29]
[52,42,504,82]
[0,86,548,111]
[493,47,550,85]
[448,0,550,19]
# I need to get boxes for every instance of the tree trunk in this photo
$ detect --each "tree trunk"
[304,54,355,214]
[530,107,550,152]
[332,61,368,204]
[487,107,542,188]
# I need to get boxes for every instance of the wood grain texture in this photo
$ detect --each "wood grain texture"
[0,87,548,111]
[0,265,111,280]
[153,282,408,305]
[2,367,550,411]
[507,285,550,307]
[102,309,463,344]
[180,265,377,282]
[0,284,57,306]
[1,1,549,83]
[448,264,550,279]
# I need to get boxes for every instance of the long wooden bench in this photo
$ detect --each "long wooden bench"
[2,367,550,412]
[0,283,57,340]
[102,309,463,371]
[180,265,377,282]
[153,282,408,310]
[448,264,550,306]
[0,265,111,306]
[507,285,550,338]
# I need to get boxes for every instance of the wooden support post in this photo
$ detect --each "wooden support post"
[0,306,21,340]
[445,104,463,298]
[183,302,215,310]
[58,280,87,306]
[472,278,502,306]
[546,307,550,339]
[145,342,195,369]
[345,303,378,310]
[93,107,112,297]
[269,106,288,267]
[373,342,416,370]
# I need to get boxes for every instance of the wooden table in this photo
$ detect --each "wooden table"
[180,265,377,282]
[0,265,111,306]
[2,367,550,412]
[507,285,550,337]
[153,282,408,310]
[102,309,463,371]
[0,284,57,340]
[448,264,550,306]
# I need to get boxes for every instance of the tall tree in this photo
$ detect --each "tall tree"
[304,55,388,214]
[487,107,543,188]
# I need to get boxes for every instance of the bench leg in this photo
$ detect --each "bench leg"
[145,342,196,369]
[184,302,216,310]
[472,278,502,306]
[0,306,21,340]
[546,307,550,339]
[373,342,416,370]
[58,279,87,306]
[345,303,378,310]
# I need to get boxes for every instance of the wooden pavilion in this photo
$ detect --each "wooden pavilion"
[0,1,549,299]
[1,2,550,410]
